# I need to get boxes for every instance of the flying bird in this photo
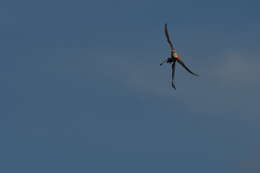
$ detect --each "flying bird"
[160,24,199,89]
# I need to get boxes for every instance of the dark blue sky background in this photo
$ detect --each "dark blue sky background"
[1,0,260,172]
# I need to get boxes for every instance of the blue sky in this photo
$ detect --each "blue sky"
[1,0,260,172]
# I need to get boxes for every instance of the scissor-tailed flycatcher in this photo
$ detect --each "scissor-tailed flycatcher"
[160,24,199,89]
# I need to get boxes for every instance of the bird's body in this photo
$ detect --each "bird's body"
[171,50,179,59]
[160,24,198,89]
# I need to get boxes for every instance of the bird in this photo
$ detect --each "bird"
[160,23,199,89]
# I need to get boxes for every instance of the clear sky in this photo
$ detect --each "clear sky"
[1,0,260,172]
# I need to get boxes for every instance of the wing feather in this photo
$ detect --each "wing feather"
[164,24,175,50]
[177,59,199,76]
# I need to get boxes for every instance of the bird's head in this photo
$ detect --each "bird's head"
[160,57,173,65]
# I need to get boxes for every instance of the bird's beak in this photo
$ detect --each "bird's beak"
[160,58,167,66]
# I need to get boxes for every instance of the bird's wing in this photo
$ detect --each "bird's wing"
[164,24,175,50]
[171,61,176,89]
[176,59,199,76]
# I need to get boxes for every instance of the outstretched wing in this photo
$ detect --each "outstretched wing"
[176,59,199,76]
[164,24,175,50]
[171,61,176,89]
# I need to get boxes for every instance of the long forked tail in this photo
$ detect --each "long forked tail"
[171,61,176,89]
